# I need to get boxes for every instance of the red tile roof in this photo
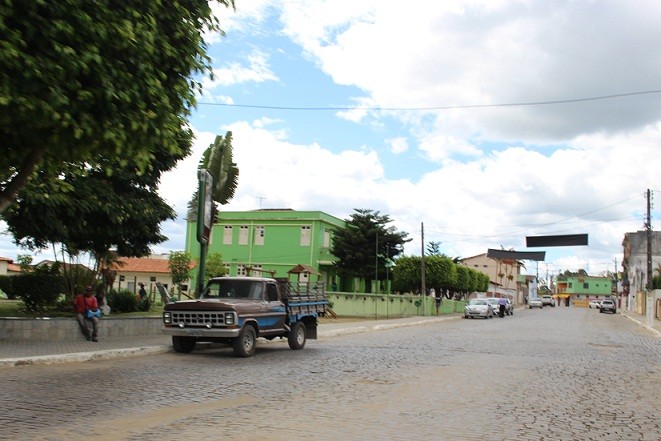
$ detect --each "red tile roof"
[0,257,13,263]
[113,258,172,274]
[7,263,21,273]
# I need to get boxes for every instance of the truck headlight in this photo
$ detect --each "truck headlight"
[224,312,235,325]
[163,312,172,324]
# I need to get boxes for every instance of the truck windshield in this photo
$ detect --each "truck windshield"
[203,280,264,300]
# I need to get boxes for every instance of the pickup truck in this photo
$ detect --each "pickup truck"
[162,276,329,357]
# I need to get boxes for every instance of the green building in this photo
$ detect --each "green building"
[186,209,346,288]
[556,275,615,307]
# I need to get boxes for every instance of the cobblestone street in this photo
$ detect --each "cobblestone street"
[1,307,659,440]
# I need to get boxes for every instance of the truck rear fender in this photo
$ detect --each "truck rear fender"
[301,316,318,339]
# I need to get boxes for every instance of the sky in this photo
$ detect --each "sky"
[2,0,661,278]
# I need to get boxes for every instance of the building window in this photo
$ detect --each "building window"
[568,282,573,288]
[583,282,589,289]
[223,226,233,245]
[239,225,249,245]
[300,225,311,246]
[250,264,263,276]
[323,229,331,248]
[237,264,247,276]
[224,263,231,275]
[150,276,156,282]
[254,226,265,245]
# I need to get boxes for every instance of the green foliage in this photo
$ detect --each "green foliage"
[0,275,15,299]
[653,275,661,290]
[392,255,421,293]
[11,273,66,313]
[426,241,442,256]
[169,251,193,287]
[0,1,236,213]
[17,254,32,271]
[205,252,227,282]
[188,132,240,219]
[332,209,410,287]
[426,255,458,293]
[107,289,139,313]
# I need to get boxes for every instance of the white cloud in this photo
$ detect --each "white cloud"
[201,50,278,91]
[388,137,408,154]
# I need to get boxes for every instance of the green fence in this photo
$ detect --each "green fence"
[329,292,466,319]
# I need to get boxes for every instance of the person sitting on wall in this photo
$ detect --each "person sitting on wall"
[74,286,102,342]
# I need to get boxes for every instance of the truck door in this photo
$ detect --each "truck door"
[264,282,287,331]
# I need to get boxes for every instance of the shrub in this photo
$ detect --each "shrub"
[12,273,67,313]
[107,289,139,313]
[137,297,152,312]
[0,275,16,299]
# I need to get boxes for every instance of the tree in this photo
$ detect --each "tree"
[426,255,457,298]
[332,209,410,291]
[205,253,228,282]
[187,132,239,293]
[0,1,235,213]
[392,256,421,294]
[426,241,442,256]
[168,251,193,299]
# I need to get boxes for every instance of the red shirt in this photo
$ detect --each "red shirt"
[75,294,99,314]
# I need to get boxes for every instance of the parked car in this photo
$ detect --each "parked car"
[464,298,494,319]
[588,300,601,309]
[541,295,555,307]
[528,298,543,309]
[599,299,617,314]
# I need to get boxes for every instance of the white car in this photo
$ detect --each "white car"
[528,298,543,309]
[464,298,494,319]
[589,300,601,309]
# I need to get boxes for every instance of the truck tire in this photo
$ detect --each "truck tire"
[288,321,306,350]
[233,325,256,357]
[172,336,196,353]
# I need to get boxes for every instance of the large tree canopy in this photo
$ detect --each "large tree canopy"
[3,143,188,258]
[0,0,235,213]
[332,209,410,287]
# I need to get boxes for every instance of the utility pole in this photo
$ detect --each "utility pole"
[645,189,653,291]
[421,222,426,315]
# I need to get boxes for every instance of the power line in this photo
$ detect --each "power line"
[199,89,661,111]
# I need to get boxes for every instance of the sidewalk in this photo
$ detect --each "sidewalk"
[0,315,462,368]
[618,308,661,336]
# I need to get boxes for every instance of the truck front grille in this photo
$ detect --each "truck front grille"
[170,311,227,326]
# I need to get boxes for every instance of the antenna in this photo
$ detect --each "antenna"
[256,195,267,209]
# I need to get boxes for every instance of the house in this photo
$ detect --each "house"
[622,230,661,310]
[0,257,12,276]
[459,253,521,301]
[556,275,615,307]
[186,209,346,289]
[110,255,179,295]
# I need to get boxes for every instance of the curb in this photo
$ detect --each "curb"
[619,312,661,337]
[0,346,172,368]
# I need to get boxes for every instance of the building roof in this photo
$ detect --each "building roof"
[287,264,320,275]
[113,258,172,274]
[7,263,21,273]
[0,257,13,263]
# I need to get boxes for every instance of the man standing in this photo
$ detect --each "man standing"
[74,286,101,342]
[498,297,507,318]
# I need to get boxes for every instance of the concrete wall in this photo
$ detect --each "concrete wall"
[329,292,466,319]
[0,317,162,342]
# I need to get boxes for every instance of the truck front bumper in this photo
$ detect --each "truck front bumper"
[162,327,241,338]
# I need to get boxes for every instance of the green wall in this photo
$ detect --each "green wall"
[329,292,466,318]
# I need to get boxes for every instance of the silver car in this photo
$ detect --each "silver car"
[528,298,543,309]
[464,298,494,319]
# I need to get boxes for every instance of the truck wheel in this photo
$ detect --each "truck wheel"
[288,321,307,350]
[172,336,196,353]
[233,325,256,357]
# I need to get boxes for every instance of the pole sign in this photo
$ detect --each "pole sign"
[197,170,213,244]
